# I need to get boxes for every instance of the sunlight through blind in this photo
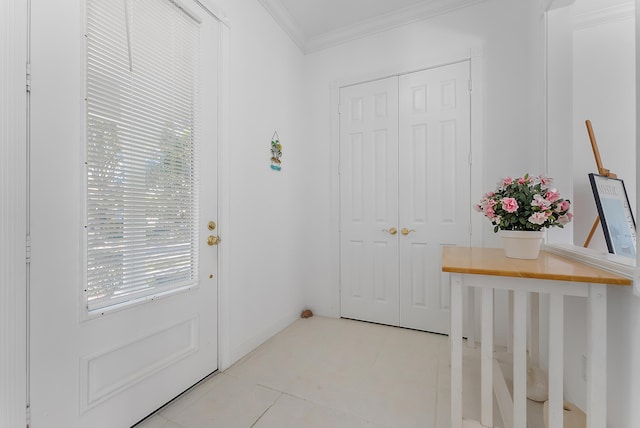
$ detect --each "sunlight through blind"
[86,0,201,311]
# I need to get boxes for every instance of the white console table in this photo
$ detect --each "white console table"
[442,246,631,428]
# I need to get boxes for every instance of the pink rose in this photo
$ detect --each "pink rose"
[539,175,552,186]
[555,200,570,212]
[531,194,550,210]
[557,214,572,225]
[528,212,547,225]
[474,204,483,212]
[517,177,528,185]
[501,197,519,213]
[484,206,496,218]
[545,189,560,202]
[503,177,513,186]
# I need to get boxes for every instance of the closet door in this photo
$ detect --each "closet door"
[339,61,471,334]
[398,61,471,334]
[339,77,400,326]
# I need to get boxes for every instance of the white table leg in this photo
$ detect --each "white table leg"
[548,292,564,428]
[587,283,607,428]
[451,274,463,428]
[513,290,527,428]
[481,287,494,427]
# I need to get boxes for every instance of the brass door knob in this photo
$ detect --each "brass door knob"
[382,227,398,235]
[401,228,415,236]
[207,235,221,246]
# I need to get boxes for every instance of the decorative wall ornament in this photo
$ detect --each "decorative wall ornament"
[270,131,282,171]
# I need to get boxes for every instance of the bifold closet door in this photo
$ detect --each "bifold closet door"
[339,77,400,326]
[339,61,471,334]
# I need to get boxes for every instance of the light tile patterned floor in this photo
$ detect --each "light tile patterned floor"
[134,316,543,428]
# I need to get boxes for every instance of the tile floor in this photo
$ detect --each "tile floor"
[134,316,543,428]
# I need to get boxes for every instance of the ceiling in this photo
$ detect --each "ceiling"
[257,0,486,54]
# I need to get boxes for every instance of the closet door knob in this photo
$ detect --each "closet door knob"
[382,227,398,235]
[401,228,415,236]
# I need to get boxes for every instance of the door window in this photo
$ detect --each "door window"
[85,0,201,312]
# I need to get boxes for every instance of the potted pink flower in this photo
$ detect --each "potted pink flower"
[475,173,572,258]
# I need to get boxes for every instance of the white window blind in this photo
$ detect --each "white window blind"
[86,0,201,311]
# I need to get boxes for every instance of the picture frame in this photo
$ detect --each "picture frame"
[588,173,637,257]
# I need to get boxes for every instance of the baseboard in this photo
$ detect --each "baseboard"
[225,311,299,369]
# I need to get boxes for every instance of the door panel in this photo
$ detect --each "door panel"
[339,77,399,326]
[29,1,220,426]
[398,61,471,333]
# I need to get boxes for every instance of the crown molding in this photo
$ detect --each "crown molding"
[257,0,307,51]
[305,0,486,53]
[259,0,487,54]
[574,1,634,30]
[195,0,230,26]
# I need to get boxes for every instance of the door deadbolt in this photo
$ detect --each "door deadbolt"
[208,221,216,231]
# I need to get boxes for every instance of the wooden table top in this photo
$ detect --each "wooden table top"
[442,246,631,286]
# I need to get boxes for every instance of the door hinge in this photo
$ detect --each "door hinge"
[26,234,31,265]
[468,78,472,92]
[338,103,342,115]
[468,152,472,165]
[26,403,31,428]
[26,63,32,93]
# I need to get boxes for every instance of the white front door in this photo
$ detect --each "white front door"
[29,1,220,427]
[398,62,471,334]
[339,61,471,334]
[339,76,400,326]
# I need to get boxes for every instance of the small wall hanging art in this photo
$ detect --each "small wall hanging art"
[270,131,282,171]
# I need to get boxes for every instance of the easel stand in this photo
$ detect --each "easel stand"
[583,120,617,247]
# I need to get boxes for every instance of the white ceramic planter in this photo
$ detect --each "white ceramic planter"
[500,230,544,259]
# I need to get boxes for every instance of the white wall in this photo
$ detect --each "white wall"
[300,0,549,318]
[202,0,308,367]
